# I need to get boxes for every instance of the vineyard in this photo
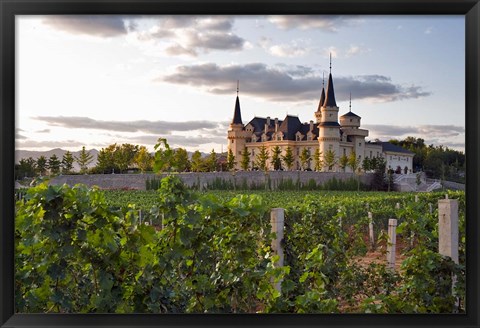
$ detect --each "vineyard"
[15,177,465,313]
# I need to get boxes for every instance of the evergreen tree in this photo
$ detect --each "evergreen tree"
[15,157,37,179]
[348,151,361,174]
[323,149,336,172]
[36,156,47,176]
[271,146,282,170]
[75,146,93,174]
[206,149,217,172]
[339,154,349,172]
[240,147,251,171]
[282,147,295,171]
[47,154,61,175]
[226,149,236,171]
[61,151,74,174]
[299,148,311,170]
[255,146,269,172]
[313,148,323,171]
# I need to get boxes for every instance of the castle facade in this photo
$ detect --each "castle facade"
[227,63,414,173]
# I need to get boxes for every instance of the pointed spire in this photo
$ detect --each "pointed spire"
[323,57,337,108]
[329,53,332,74]
[237,80,239,96]
[232,81,243,125]
[349,92,352,112]
[317,84,326,111]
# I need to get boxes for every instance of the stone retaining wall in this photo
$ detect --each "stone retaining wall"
[49,171,374,191]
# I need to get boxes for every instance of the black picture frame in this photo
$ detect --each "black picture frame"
[1,1,479,327]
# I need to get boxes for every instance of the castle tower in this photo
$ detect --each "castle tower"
[340,93,369,170]
[227,81,247,169]
[318,55,341,171]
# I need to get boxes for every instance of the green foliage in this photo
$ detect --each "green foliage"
[47,154,61,175]
[226,149,236,171]
[299,148,312,171]
[281,147,295,171]
[255,146,269,172]
[271,146,282,171]
[240,147,251,171]
[61,152,75,175]
[323,149,336,172]
[16,181,466,313]
[153,138,174,173]
[74,147,94,174]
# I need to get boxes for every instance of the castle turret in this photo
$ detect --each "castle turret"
[318,54,341,171]
[227,81,247,169]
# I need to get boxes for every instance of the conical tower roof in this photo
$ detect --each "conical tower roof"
[232,81,243,125]
[323,72,337,108]
[232,96,243,124]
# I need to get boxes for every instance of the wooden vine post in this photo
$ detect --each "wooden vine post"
[270,208,285,292]
[387,219,397,270]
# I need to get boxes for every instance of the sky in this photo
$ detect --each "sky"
[16,15,465,154]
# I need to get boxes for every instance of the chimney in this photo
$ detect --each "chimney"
[267,116,271,126]
[309,120,313,131]
[275,118,279,132]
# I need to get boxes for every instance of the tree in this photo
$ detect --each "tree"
[313,148,323,171]
[299,148,311,170]
[153,138,174,173]
[172,148,190,172]
[271,146,282,170]
[323,149,336,172]
[348,151,362,190]
[75,147,93,174]
[190,151,204,172]
[36,156,48,176]
[47,154,61,175]
[134,146,153,173]
[226,149,236,171]
[206,149,217,172]
[61,151,74,174]
[116,143,139,173]
[339,154,349,172]
[240,147,251,171]
[255,146,269,172]
[348,151,361,174]
[362,156,372,172]
[96,145,118,174]
[282,147,295,171]
[371,156,387,191]
[15,157,37,179]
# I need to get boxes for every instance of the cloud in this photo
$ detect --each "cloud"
[345,45,371,58]
[268,15,360,32]
[261,38,312,58]
[424,26,433,34]
[42,15,130,37]
[32,116,223,134]
[365,124,465,150]
[36,129,51,133]
[160,62,431,103]
[136,16,245,56]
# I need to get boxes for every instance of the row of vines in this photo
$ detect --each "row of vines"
[15,177,465,313]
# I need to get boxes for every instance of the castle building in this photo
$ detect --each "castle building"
[227,60,414,173]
